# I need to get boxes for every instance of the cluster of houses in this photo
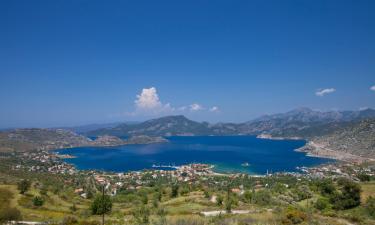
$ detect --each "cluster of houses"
[70,164,216,198]
[12,151,77,175]
[297,162,375,179]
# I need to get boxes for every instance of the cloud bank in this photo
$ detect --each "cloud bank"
[315,88,336,97]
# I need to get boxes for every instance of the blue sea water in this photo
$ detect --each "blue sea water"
[57,136,333,175]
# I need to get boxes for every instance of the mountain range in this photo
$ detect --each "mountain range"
[1,107,374,160]
[86,107,375,138]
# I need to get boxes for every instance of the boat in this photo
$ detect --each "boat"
[241,162,250,167]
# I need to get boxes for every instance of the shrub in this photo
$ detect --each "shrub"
[314,197,330,211]
[357,173,371,182]
[91,194,112,215]
[17,179,31,194]
[243,190,252,203]
[216,195,223,206]
[295,185,312,201]
[253,190,272,206]
[171,184,179,198]
[281,208,307,225]
[318,179,336,196]
[32,196,44,207]
[330,179,361,210]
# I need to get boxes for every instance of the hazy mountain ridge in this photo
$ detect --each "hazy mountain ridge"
[87,108,375,138]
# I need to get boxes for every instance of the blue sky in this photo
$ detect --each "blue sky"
[0,0,375,127]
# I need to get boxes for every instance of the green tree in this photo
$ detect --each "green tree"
[17,179,31,195]
[217,195,224,206]
[243,190,253,203]
[90,194,112,215]
[140,192,148,205]
[357,173,371,182]
[171,184,179,198]
[32,196,44,207]
[253,190,272,206]
[295,185,312,201]
[225,198,232,213]
[318,179,336,196]
[330,179,361,210]
[314,197,330,211]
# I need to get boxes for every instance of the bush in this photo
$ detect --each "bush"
[314,197,330,211]
[318,179,336,196]
[281,208,307,225]
[32,196,44,207]
[17,179,31,194]
[330,179,361,210]
[243,190,252,203]
[357,173,371,182]
[253,190,272,206]
[216,195,223,206]
[171,184,179,198]
[91,194,112,215]
[295,185,312,201]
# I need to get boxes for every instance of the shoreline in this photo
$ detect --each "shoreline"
[255,134,373,164]
[296,141,373,163]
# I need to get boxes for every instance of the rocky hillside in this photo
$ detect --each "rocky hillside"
[88,115,214,137]
[311,119,375,159]
[0,128,92,152]
[238,108,375,138]
[0,129,167,152]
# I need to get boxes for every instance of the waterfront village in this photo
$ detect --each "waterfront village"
[9,150,375,199]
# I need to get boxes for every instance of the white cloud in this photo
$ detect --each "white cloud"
[315,88,336,97]
[124,87,219,117]
[134,87,173,114]
[190,103,203,111]
[209,106,220,112]
[370,85,375,91]
[135,87,162,110]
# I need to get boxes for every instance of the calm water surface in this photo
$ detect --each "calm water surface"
[57,136,333,174]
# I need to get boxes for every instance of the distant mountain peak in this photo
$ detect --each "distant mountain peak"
[290,107,313,113]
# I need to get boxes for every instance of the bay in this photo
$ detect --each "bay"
[57,136,333,174]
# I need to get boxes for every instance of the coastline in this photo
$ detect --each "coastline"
[296,141,372,163]
[255,134,373,164]
[256,133,302,140]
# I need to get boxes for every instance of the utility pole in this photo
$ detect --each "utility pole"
[102,185,105,225]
